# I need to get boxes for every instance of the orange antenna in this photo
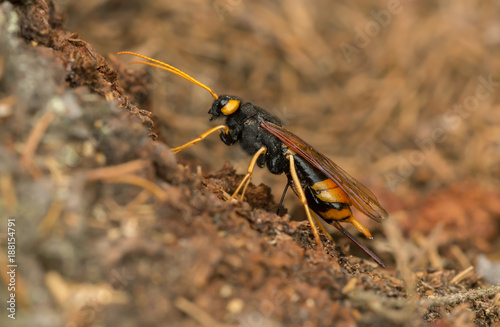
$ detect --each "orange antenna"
[117,51,219,100]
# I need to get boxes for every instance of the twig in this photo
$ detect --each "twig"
[346,284,500,323]
[450,245,472,270]
[384,217,416,297]
[0,173,18,213]
[101,174,168,201]
[87,160,167,200]
[420,285,500,307]
[20,110,56,179]
[0,249,31,307]
[0,94,17,118]
[38,198,65,238]
[174,297,237,327]
[86,159,149,180]
[125,189,153,210]
[450,266,474,284]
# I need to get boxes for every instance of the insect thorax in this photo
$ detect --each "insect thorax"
[222,101,288,175]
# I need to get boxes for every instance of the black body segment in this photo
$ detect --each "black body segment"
[260,121,388,222]
[116,52,387,267]
[209,98,386,266]
[210,95,288,175]
[290,155,352,221]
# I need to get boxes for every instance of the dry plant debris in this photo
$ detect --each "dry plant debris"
[0,1,499,327]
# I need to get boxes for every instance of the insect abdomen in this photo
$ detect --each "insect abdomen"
[307,179,354,222]
[293,155,355,222]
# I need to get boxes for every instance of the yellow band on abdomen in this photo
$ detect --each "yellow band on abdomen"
[311,179,351,204]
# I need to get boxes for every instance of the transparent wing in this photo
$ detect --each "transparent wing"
[261,121,388,222]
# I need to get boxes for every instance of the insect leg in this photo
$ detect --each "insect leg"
[287,154,323,249]
[276,182,290,215]
[230,146,267,201]
[344,216,373,239]
[311,212,336,243]
[171,125,229,154]
[313,215,386,268]
[333,221,386,268]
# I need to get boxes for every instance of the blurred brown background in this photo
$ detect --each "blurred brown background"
[2,1,500,326]
[58,0,500,199]
[55,1,500,262]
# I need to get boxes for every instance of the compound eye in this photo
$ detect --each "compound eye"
[221,99,240,115]
[219,98,228,108]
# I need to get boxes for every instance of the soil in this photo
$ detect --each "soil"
[0,1,499,326]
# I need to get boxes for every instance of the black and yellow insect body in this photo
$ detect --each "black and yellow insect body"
[291,156,372,238]
[118,51,388,267]
[208,95,288,175]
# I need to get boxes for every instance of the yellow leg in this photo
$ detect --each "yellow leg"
[288,154,323,249]
[345,216,373,239]
[171,125,229,154]
[312,213,335,244]
[230,146,267,201]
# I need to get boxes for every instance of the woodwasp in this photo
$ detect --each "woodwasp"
[118,51,388,267]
